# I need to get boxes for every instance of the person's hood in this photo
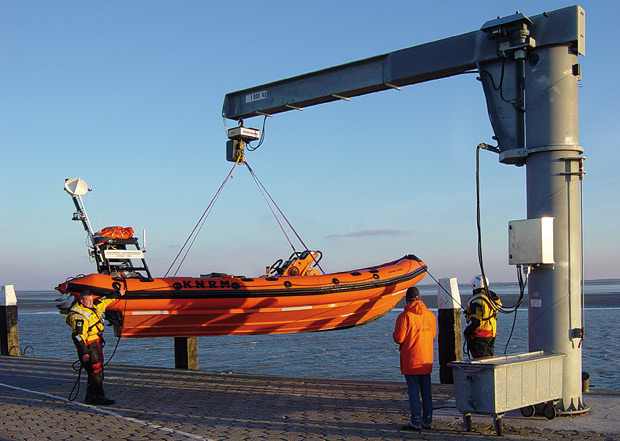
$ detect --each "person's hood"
[404,300,427,315]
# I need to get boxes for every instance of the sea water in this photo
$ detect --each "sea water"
[12,280,620,391]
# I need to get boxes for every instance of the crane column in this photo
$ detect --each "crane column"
[525,44,586,414]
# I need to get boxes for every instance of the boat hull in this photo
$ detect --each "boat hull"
[57,254,426,337]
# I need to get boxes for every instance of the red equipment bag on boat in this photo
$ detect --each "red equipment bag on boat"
[95,226,134,239]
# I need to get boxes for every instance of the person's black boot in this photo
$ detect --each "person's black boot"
[95,396,115,405]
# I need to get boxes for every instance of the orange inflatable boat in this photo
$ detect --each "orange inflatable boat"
[56,253,426,338]
[56,178,426,338]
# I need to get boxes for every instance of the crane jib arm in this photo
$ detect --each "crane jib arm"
[222,5,584,121]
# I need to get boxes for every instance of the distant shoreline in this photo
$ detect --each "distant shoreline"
[417,279,620,286]
[10,279,620,294]
[14,291,620,312]
[397,293,620,309]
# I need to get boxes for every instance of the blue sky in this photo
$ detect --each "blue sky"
[1,1,618,291]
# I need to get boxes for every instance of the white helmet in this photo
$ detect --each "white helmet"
[470,274,489,290]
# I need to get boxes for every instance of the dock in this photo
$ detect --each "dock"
[1,356,618,440]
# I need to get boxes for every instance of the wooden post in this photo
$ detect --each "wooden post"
[437,278,462,384]
[1,285,19,356]
[174,336,198,370]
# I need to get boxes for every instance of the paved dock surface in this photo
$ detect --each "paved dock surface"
[1,356,618,441]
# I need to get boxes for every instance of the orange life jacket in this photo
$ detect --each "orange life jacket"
[96,226,134,239]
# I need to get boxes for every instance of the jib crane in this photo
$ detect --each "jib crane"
[222,6,587,415]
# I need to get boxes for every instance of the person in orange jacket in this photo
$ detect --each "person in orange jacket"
[393,286,437,431]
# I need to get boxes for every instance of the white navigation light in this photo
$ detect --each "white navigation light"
[64,178,89,197]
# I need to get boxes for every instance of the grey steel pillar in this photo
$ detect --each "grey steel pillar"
[525,44,586,414]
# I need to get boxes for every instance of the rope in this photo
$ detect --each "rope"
[244,161,296,252]
[165,162,238,277]
[424,269,465,311]
[166,158,321,276]
[244,160,325,274]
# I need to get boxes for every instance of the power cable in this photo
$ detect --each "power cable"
[246,115,268,151]
[475,144,493,306]
[68,361,82,401]
[503,264,529,353]
[475,144,527,315]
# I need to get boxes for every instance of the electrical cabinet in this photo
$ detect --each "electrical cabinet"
[508,217,554,265]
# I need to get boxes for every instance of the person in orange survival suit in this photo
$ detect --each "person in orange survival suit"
[66,288,125,405]
[393,286,437,431]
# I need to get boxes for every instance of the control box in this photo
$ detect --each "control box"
[227,126,260,142]
[508,217,554,265]
[226,139,244,163]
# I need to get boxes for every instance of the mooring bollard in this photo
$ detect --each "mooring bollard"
[174,336,198,370]
[437,278,462,384]
[582,371,590,393]
[1,285,19,356]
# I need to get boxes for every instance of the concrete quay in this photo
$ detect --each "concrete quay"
[0,356,618,441]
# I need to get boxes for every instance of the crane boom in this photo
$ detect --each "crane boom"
[222,6,584,123]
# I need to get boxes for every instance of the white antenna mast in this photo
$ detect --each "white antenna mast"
[64,178,96,247]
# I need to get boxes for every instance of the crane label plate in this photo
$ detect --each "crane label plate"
[246,90,267,103]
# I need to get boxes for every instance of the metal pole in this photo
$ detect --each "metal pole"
[70,193,106,273]
[1,285,19,356]
[174,337,198,370]
[525,44,586,414]
[437,278,462,383]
